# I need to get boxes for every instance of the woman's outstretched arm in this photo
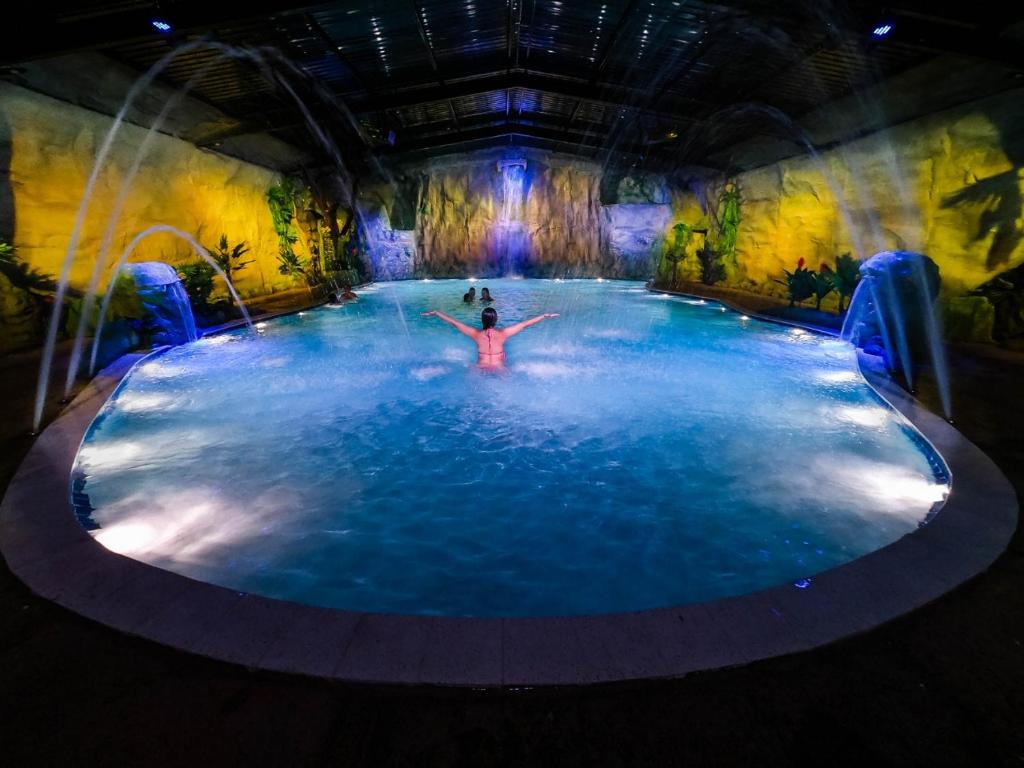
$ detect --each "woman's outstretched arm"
[422,310,477,338]
[502,313,560,338]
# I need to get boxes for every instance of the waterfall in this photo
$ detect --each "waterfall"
[123,262,199,346]
[841,251,951,420]
[495,157,529,275]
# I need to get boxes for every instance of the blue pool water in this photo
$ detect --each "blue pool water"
[73,279,949,617]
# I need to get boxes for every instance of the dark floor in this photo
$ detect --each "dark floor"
[1,326,1022,766]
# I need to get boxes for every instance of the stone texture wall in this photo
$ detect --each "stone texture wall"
[697,87,1024,317]
[0,81,299,311]
[396,149,682,278]
[410,149,606,277]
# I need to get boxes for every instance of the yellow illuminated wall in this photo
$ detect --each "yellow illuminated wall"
[0,83,298,302]
[694,89,1024,317]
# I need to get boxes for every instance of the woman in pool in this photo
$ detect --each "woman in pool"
[480,287,494,303]
[422,306,559,369]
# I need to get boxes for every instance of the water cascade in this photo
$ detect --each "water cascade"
[89,225,253,376]
[494,156,529,276]
[841,251,951,420]
[122,262,199,346]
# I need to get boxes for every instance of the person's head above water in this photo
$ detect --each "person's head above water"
[481,306,498,329]
[481,287,492,300]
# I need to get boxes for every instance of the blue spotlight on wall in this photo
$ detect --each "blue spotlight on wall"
[872,23,893,37]
[152,20,172,33]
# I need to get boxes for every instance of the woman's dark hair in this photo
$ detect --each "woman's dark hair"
[481,307,498,329]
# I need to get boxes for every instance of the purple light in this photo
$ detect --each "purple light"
[152,19,172,32]
[872,23,893,37]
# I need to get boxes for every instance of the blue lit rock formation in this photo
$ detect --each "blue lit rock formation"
[123,261,197,345]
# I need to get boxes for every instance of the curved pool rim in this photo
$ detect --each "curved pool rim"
[1,289,1017,686]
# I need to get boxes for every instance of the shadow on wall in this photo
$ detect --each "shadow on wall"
[941,99,1024,272]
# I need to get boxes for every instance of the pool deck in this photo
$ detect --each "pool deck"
[0,296,1017,687]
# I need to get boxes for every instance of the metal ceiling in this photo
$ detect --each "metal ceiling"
[3,1,1022,170]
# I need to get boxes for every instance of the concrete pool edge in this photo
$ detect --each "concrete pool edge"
[0,319,1017,687]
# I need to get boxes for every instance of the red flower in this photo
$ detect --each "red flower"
[797,257,805,269]
[820,263,832,273]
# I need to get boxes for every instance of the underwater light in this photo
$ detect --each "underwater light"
[298,312,306,317]
[596,277,605,282]
[872,23,893,37]
[740,315,750,321]
[468,277,477,282]
[151,19,172,32]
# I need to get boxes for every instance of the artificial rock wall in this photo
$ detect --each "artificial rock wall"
[393,149,668,278]
[0,81,300,351]
[705,86,1024,323]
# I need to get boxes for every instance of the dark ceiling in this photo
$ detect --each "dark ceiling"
[4,1,1023,171]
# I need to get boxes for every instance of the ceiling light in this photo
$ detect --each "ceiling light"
[151,19,171,32]
[872,23,893,37]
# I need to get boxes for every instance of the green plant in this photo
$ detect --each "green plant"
[697,243,726,286]
[0,241,57,296]
[812,263,835,311]
[106,273,145,322]
[267,178,301,260]
[65,273,144,335]
[776,257,816,306]
[177,261,217,309]
[208,234,253,284]
[661,222,693,288]
[276,247,309,282]
[715,183,742,262]
[830,253,861,312]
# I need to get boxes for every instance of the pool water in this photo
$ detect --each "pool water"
[73,279,949,617]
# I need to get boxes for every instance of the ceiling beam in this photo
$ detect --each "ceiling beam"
[352,70,715,120]
[383,121,612,154]
[411,0,461,131]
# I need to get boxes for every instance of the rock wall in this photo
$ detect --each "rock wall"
[0,82,300,321]
[602,204,672,277]
[410,149,606,277]
[360,205,415,280]
[698,87,1024,319]
[396,149,681,278]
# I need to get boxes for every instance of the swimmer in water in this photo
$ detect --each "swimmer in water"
[480,287,494,303]
[421,306,559,369]
[463,286,476,303]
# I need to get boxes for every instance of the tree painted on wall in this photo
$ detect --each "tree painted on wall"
[267,179,307,282]
[660,222,693,288]
[715,182,742,263]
